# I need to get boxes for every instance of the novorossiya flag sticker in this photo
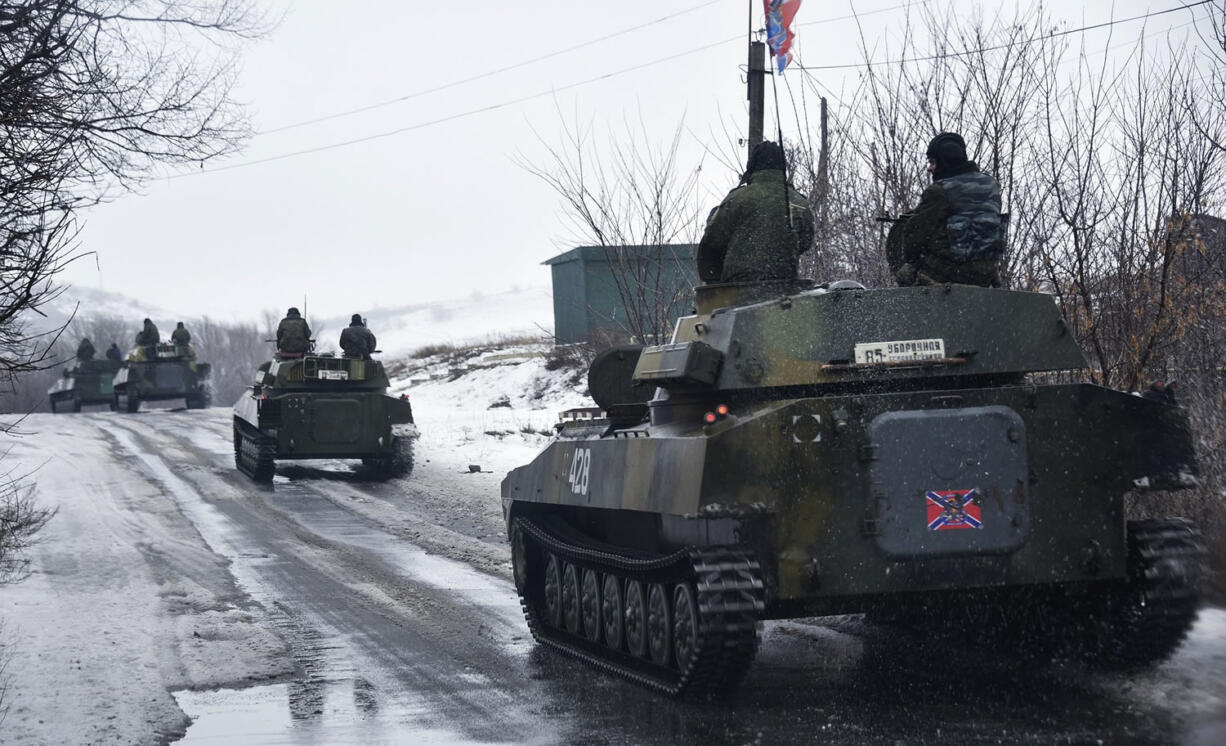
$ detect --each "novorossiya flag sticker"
[926,489,983,531]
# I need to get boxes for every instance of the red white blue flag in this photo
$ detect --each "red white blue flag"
[926,489,983,531]
[763,0,802,73]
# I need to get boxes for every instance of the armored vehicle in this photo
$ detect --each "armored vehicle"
[48,359,123,413]
[502,280,1204,696]
[232,353,416,482]
[112,343,211,412]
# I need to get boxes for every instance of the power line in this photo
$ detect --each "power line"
[183,2,927,176]
[793,0,1212,71]
[258,0,722,135]
[791,14,1201,110]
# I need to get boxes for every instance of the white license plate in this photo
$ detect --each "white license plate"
[318,369,349,380]
[854,338,946,364]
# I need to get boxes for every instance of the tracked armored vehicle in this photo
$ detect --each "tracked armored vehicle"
[502,280,1204,696]
[48,359,123,413]
[112,343,211,412]
[232,353,416,482]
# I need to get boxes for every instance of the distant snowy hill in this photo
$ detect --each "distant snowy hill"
[29,283,555,356]
[309,285,555,356]
[27,285,185,338]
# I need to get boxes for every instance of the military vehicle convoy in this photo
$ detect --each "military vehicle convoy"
[48,359,123,413]
[112,343,211,412]
[232,353,416,482]
[502,280,1204,696]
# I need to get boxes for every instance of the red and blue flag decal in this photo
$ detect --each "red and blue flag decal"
[926,489,983,531]
[763,0,802,73]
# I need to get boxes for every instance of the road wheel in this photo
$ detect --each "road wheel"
[646,583,672,666]
[510,521,531,595]
[543,554,562,628]
[672,583,700,670]
[580,569,602,643]
[624,580,647,658]
[561,563,582,635]
[601,574,624,651]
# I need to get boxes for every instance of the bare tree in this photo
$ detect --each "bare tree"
[521,112,705,345]
[0,1,266,706]
[1,0,266,391]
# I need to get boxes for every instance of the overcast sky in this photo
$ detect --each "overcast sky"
[58,0,1206,324]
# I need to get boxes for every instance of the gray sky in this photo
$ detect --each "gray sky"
[60,0,1203,323]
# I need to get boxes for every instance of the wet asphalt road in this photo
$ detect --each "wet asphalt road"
[93,408,1226,745]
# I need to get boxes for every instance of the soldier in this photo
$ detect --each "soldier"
[276,307,311,357]
[171,322,191,346]
[339,314,377,359]
[893,132,1004,287]
[135,318,160,347]
[76,337,95,362]
[696,140,814,283]
[105,342,123,361]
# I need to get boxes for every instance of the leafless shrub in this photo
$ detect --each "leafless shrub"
[520,111,704,344]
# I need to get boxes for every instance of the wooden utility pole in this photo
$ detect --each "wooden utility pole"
[818,97,829,236]
[747,40,765,159]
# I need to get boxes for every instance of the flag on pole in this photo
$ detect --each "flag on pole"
[763,0,802,74]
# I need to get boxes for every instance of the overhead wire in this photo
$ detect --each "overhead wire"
[258,0,723,135]
[186,0,1205,177]
[792,0,1212,70]
[181,1,925,177]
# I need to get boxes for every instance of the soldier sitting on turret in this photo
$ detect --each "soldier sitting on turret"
[135,318,160,348]
[276,307,311,358]
[76,337,95,362]
[891,132,1005,288]
[105,342,122,362]
[171,322,191,346]
[339,314,377,360]
[696,140,814,284]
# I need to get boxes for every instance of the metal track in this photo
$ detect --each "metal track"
[514,516,763,697]
[1095,517,1206,668]
[234,420,277,482]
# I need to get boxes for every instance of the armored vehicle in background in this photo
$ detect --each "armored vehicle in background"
[502,280,1204,696]
[48,359,123,413]
[112,343,211,412]
[232,353,416,482]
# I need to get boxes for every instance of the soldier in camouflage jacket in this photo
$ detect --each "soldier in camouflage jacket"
[697,141,814,283]
[891,132,1004,287]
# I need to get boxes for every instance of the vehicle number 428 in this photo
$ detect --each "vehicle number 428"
[567,448,592,495]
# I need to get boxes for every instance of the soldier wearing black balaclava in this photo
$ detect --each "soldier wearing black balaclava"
[891,132,1005,287]
[697,141,814,283]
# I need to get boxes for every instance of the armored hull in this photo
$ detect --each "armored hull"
[232,354,416,482]
[502,283,1204,695]
[112,344,211,412]
[48,359,123,412]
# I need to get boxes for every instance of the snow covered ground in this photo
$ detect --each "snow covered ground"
[0,342,584,744]
[1,342,1224,744]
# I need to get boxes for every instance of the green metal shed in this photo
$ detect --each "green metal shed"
[544,244,698,345]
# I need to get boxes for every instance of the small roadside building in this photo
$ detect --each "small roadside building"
[544,244,698,345]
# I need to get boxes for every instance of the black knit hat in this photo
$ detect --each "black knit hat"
[350,313,363,325]
[745,140,787,176]
[926,132,968,179]
[287,307,300,316]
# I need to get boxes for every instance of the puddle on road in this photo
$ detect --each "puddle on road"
[172,682,502,745]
